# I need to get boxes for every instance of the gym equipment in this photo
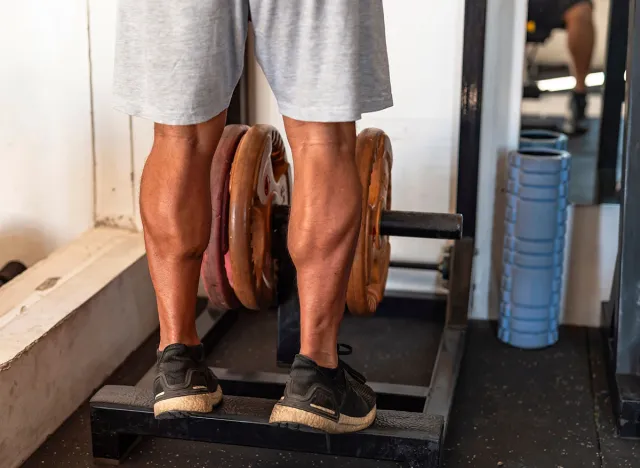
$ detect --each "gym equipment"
[89,125,471,466]
[204,125,462,315]
[201,125,248,311]
[348,129,393,315]
[228,124,292,311]
[519,129,569,151]
[602,0,640,437]
[596,0,628,203]
[0,261,26,287]
[499,148,571,349]
[89,0,486,464]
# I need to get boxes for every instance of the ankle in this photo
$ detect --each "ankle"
[300,349,338,369]
[159,335,201,351]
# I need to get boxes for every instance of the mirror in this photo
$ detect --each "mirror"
[520,0,612,205]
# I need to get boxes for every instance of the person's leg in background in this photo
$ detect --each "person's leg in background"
[250,0,393,433]
[564,0,595,131]
[113,0,249,417]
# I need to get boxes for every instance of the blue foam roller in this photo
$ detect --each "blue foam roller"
[504,202,568,237]
[504,220,567,242]
[503,235,565,255]
[508,164,569,186]
[507,179,569,199]
[499,146,571,349]
[500,301,560,321]
[498,326,559,349]
[502,262,563,282]
[510,147,571,172]
[519,130,569,151]
[502,248,564,268]
[499,315,559,334]
[501,273,563,306]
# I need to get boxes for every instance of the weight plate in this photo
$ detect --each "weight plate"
[228,124,292,310]
[201,124,249,311]
[347,128,393,315]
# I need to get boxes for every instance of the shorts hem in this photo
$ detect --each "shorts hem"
[112,96,231,126]
[278,95,394,123]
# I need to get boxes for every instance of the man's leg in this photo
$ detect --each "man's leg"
[283,119,361,370]
[141,112,228,418]
[253,0,392,433]
[563,1,595,132]
[269,118,378,433]
[141,111,226,350]
[113,0,248,418]
[564,1,595,93]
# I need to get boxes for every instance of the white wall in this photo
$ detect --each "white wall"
[473,0,529,320]
[534,0,611,69]
[1,0,94,267]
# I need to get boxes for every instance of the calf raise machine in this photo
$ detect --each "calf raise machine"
[89,124,473,468]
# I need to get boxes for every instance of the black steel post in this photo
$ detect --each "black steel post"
[273,203,301,366]
[615,0,640,376]
[456,0,487,239]
[597,0,629,203]
[599,0,640,440]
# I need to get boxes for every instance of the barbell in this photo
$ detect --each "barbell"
[201,124,463,315]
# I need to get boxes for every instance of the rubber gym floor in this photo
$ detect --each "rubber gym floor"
[24,300,640,468]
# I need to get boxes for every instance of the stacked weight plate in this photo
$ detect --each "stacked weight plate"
[498,130,571,349]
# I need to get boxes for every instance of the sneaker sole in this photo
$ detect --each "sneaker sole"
[269,403,376,434]
[154,386,223,419]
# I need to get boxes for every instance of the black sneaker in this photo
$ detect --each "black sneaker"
[269,354,377,434]
[153,344,222,419]
[566,91,589,135]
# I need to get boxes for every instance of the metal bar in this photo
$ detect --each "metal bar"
[213,368,427,412]
[274,213,300,367]
[423,327,465,438]
[615,0,640,376]
[456,0,487,238]
[90,388,443,466]
[597,0,629,203]
[389,260,440,271]
[379,211,463,239]
[445,239,474,327]
[272,205,462,240]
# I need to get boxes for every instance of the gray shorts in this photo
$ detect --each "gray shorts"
[113,0,393,125]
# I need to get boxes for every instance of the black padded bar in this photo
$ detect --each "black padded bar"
[380,211,462,239]
[273,205,462,240]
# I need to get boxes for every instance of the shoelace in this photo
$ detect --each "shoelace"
[337,343,367,384]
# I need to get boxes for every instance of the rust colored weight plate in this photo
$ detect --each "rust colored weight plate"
[201,124,249,311]
[347,128,393,315]
[228,124,292,311]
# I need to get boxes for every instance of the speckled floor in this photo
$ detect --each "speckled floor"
[23,318,640,468]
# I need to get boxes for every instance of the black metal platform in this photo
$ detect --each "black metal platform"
[91,387,442,466]
[89,237,473,467]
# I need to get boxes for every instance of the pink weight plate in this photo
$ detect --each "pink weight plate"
[201,124,249,311]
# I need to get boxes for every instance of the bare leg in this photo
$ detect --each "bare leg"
[140,111,227,350]
[284,118,362,369]
[565,2,595,92]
